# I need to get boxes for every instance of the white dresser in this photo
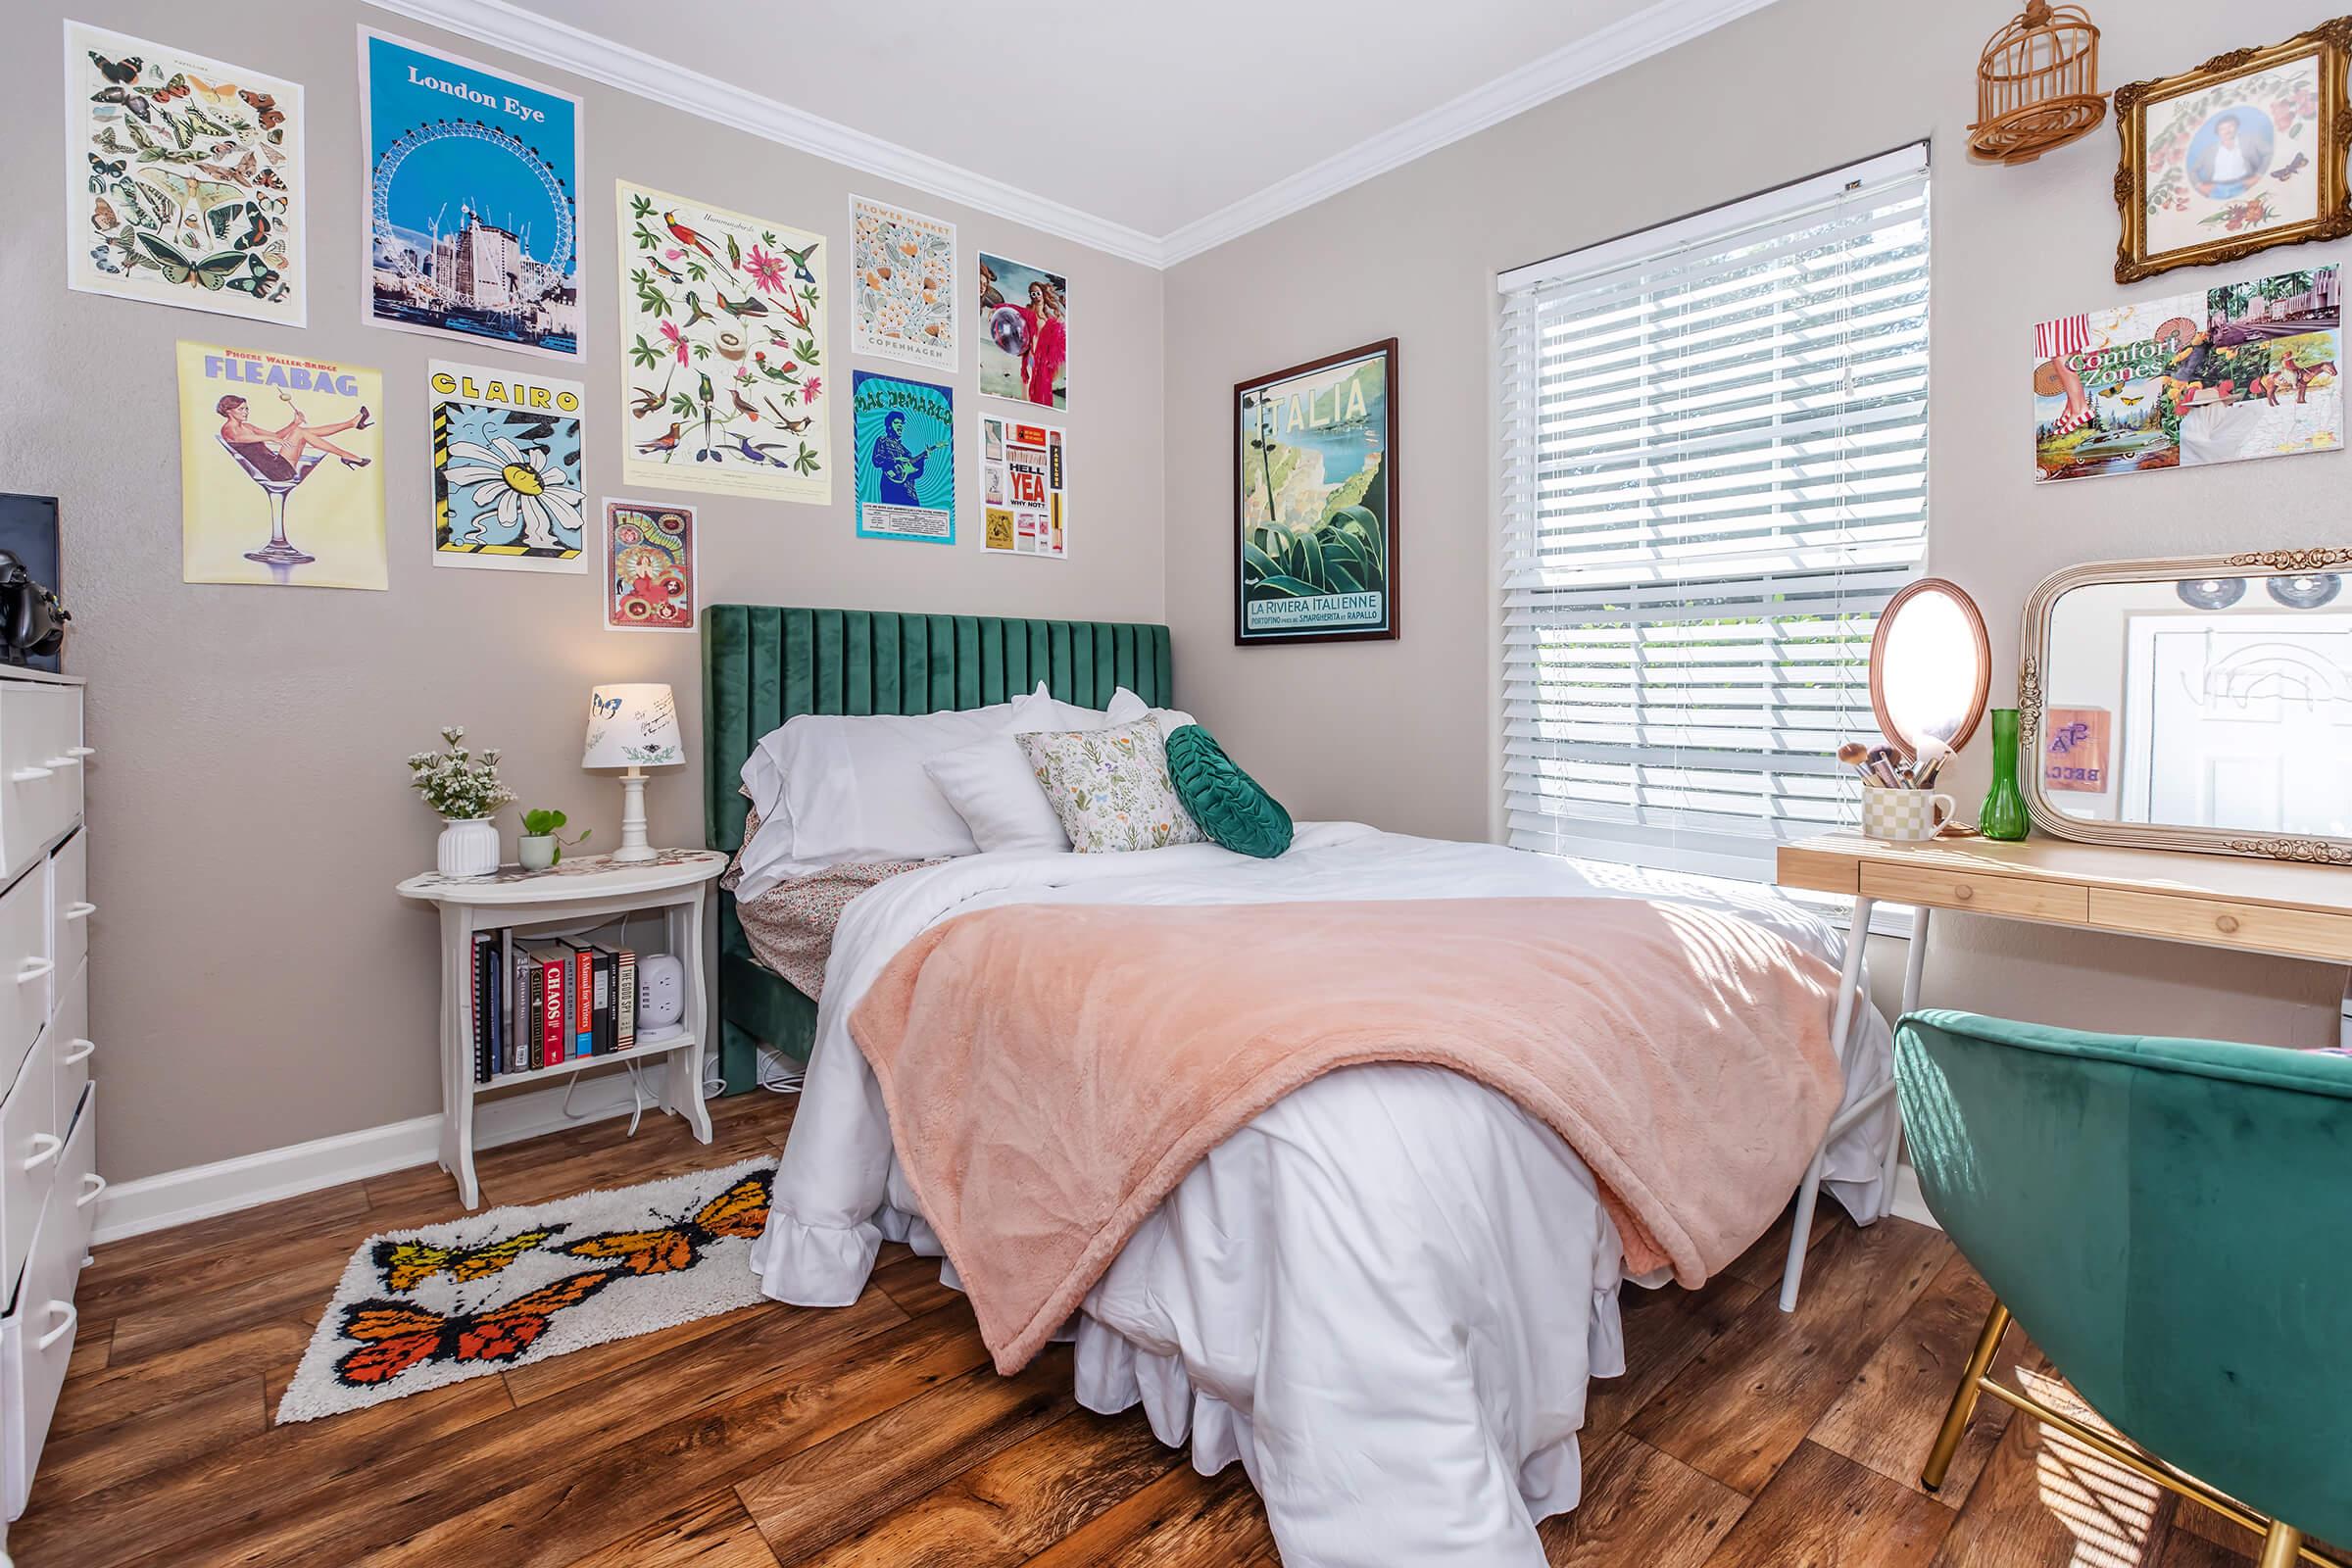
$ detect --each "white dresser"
[0,669,94,1530]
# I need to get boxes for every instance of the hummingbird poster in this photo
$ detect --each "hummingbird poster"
[853,371,955,545]
[616,180,829,505]
[850,195,956,372]
[177,341,385,591]
[66,22,307,326]
[428,361,587,572]
[359,29,584,360]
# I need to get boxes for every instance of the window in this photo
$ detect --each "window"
[1496,144,1931,880]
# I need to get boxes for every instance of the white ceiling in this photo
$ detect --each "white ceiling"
[378,0,1777,265]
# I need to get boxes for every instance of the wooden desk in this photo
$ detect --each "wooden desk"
[1773,831,2352,1311]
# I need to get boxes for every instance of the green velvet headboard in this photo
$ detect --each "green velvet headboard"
[701,605,1175,1088]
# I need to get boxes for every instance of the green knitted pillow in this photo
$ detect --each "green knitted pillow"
[1164,724,1292,858]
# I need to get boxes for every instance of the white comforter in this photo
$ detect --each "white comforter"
[750,823,1892,1565]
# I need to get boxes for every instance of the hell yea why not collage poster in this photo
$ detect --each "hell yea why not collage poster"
[616,180,828,504]
[854,371,954,544]
[429,361,586,571]
[361,29,583,359]
[67,22,306,324]
[981,414,1066,560]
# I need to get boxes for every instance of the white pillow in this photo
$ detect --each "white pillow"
[733,700,1016,899]
[1104,686,1198,739]
[922,683,1124,854]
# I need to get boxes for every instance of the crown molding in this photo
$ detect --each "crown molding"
[361,0,1169,267]
[1155,0,1787,266]
[365,0,1779,272]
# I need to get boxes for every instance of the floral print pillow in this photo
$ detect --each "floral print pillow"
[1018,720,1206,854]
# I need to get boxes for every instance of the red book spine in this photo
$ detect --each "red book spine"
[540,956,566,1065]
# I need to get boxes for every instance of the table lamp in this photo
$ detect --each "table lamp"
[582,683,682,862]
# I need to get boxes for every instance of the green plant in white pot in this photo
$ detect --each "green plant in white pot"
[409,727,516,877]
[517,808,590,870]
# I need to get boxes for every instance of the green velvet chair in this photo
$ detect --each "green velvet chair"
[1895,1008,2352,1568]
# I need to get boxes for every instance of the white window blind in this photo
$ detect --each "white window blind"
[1496,144,1931,880]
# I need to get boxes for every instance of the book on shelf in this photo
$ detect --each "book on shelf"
[615,948,637,1051]
[467,929,649,1081]
[521,941,569,1067]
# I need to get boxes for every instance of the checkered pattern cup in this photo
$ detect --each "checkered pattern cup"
[1860,785,1956,842]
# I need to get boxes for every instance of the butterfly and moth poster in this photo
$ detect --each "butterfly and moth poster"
[66,22,305,324]
[980,414,1066,560]
[850,195,956,370]
[616,181,829,504]
[604,500,696,632]
[361,29,583,359]
[853,371,954,544]
[177,342,384,590]
[429,361,587,571]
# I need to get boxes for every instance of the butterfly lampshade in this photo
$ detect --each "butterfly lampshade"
[582,683,681,862]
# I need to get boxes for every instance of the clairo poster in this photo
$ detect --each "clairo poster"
[604,500,696,632]
[980,414,1065,560]
[850,195,956,370]
[177,341,384,590]
[428,360,586,572]
[2034,266,2340,482]
[66,22,306,325]
[1235,339,1397,644]
[853,371,954,544]
[977,253,1067,409]
[616,180,828,503]
[360,29,583,359]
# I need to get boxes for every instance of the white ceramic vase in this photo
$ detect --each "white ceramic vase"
[436,816,501,877]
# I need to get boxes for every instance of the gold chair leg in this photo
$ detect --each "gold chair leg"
[2257,1523,2304,1568]
[1922,1298,2012,1492]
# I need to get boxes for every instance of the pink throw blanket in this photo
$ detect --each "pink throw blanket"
[851,897,1844,1371]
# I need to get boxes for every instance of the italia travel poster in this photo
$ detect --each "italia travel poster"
[1236,340,1396,643]
[361,29,584,359]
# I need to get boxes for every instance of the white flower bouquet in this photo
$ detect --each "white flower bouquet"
[407,726,516,821]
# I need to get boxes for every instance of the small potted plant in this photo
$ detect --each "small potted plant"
[516,808,590,871]
[408,726,516,877]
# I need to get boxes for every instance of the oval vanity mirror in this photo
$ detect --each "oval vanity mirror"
[1871,578,1992,760]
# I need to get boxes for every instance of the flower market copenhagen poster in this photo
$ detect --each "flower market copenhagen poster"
[616,181,828,504]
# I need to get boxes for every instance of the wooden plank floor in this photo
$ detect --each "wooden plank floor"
[24,1092,2280,1568]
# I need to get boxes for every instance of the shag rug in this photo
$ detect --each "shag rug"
[276,1156,776,1424]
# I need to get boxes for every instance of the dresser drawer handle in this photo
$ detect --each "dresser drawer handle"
[2216,914,2241,934]
[43,755,80,770]
[9,765,52,783]
[76,1173,106,1209]
[65,903,95,921]
[1952,884,1975,902]
[62,1038,93,1065]
[22,1133,61,1173]
[66,747,94,760]
[34,1300,76,1353]
[16,958,53,985]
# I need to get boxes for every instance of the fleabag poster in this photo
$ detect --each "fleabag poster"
[2034,266,2340,482]
[853,370,954,544]
[980,414,1065,559]
[177,341,384,590]
[361,29,583,359]
[428,360,586,571]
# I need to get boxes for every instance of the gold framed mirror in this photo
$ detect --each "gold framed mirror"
[2019,549,2352,863]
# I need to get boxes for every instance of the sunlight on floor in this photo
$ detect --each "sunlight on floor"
[2021,1366,2167,1568]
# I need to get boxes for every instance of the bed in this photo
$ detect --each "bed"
[704,604,1894,1566]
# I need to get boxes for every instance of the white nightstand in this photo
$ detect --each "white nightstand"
[396,849,727,1208]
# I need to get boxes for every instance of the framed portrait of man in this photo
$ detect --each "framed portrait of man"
[2115,20,2352,282]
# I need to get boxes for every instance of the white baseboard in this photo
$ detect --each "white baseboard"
[1886,1160,1939,1230]
[93,1066,691,1245]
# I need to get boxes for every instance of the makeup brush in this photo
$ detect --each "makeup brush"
[1862,746,1906,788]
[1911,735,1954,791]
[1837,741,1873,777]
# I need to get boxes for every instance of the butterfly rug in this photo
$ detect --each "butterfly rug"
[275,1156,776,1424]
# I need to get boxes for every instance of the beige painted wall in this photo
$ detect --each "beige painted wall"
[2,0,1166,1181]
[1163,0,2349,1045]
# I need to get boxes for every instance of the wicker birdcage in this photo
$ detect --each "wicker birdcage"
[1971,1,2104,165]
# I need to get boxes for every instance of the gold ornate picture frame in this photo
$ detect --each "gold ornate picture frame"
[2114,19,2352,284]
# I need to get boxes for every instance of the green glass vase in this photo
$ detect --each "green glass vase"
[1980,707,2032,842]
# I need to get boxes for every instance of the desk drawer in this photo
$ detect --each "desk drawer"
[50,829,88,988]
[2088,888,2352,963]
[0,1029,55,1304]
[0,865,48,1081]
[0,686,80,886]
[52,961,88,1134]
[61,1082,96,1266]
[2,1193,81,1521]
[1859,861,2089,922]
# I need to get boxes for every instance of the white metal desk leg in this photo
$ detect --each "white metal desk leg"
[1780,895,1874,1312]
[1878,905,1930,1220]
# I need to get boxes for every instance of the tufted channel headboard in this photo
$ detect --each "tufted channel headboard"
[701,605,1176,1088]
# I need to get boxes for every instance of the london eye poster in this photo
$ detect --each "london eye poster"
[359,29,584,360]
